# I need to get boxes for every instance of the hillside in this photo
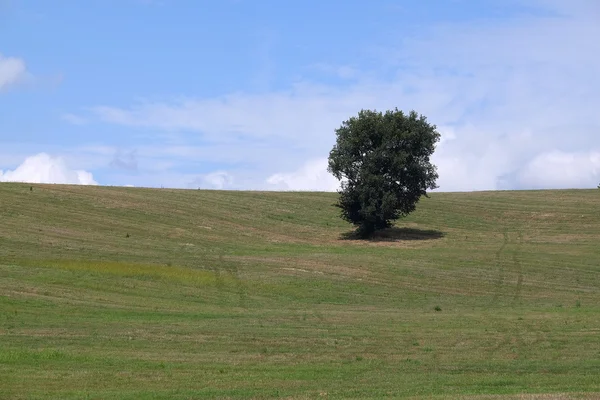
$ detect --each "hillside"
[1,182,599,399]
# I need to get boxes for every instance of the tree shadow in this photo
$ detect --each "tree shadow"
[340,227,445,242]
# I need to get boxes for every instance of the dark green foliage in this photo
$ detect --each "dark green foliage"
[328,108,440,237]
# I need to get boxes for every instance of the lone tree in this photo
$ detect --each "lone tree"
[327,108,440,238]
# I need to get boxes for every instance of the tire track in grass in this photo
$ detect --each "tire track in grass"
[492,231,509,305]
[513,231,524,304]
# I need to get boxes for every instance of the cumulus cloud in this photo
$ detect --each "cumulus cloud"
[76,0,600,191]
[203,171,233,189]
[266,158,340,191]
[516,151,600,189]
[0,153,98,185]
[0,53,27,90]
[190,171,234,190]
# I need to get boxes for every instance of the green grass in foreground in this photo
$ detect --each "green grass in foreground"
[0,183,599,399]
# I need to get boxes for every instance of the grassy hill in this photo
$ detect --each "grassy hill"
[1,182,599,399]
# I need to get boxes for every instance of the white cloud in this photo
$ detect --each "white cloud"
[61,113,88,125]
[0,153,98,185]
[78,0,600,191]
[266,158,340,192]
[193,171,234,190]
[516,151,600,189]
[0,53,27,90]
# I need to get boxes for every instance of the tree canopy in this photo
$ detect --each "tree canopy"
[327,108,440,237]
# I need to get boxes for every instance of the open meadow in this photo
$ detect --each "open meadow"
[1,182,599,399]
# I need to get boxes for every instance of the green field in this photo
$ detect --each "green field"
[1,182,599,399]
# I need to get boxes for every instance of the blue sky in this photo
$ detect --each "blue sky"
[1,0,599,191]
